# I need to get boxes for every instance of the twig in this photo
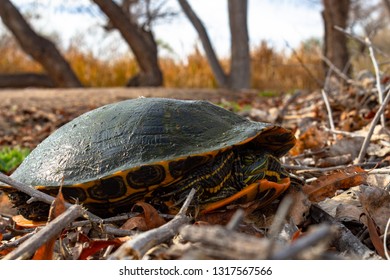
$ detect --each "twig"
[0,172,61,206]
[366,36,386,127]
[225,208,245,231]
[0,172,102,221]
[310,204,382,259]
[179,224,269,259]
[356,87,390,163]
[103,225,137,237]
[108,188,196,259]
[368,168,390,174]
[285,162,380,173]
[284,41,323,88]
[266,196,293,258]
[3,204,85,260]
[321,89,336,137]
[321,55,357,85]
[270,224,334,259]
[0,231,35,251]
[334,26,389,58]
[323,128,363,137]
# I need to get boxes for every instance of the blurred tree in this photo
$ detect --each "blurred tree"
[228,0,250,90]
[384,0,390,16]
[322,0,351,77]
[0,0,82,87]
[93,0,165,87]
[178,0,250,90]
[349,0,389,37]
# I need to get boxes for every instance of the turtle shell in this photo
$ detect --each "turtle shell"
[11,98,294,186]
[5,98,295,219]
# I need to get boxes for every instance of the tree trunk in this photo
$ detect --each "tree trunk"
[0,73,54,88]
[228,0,250,89]
[93,0,163,87]
[178,0,228,88]
[383,0,390,17]
[322,0,351,76]
[0,0,82,88]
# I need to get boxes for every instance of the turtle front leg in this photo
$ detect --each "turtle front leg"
[201,177,290,214]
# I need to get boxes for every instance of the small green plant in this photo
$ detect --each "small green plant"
[0,146,30,173]
[217,101,253,113]
[258,91,279,97]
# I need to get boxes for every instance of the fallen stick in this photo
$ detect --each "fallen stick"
[108,188,196,259]
[270,224,334,259]
[0,231,35,252]
[0,172,101,221]
[180,223,269,259]
[356,87,390,163]
[3,204,85,260]
[310,204,382,259]
[266,196,294,258]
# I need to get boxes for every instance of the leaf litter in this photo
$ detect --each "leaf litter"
[0,81,389,260]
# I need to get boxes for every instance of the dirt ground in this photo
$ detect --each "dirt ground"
[0,87,252,149]
[0,87,236,109]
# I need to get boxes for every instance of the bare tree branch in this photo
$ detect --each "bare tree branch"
[177,0,228,88]
[0,0,82,87]
[93,0,163,87]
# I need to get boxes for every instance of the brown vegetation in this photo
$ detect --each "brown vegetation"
[0,34,324,92]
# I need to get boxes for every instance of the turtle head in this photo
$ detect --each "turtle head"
[240,150,289,185]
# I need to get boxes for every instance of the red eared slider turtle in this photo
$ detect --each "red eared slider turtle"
[1,98,295,221]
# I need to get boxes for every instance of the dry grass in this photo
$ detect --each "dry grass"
[0,35,329,92]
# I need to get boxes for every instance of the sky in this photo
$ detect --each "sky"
[1,0,324,60]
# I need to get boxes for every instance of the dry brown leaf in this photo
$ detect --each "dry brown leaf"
[364,212,385,258]
[12,215,46,228]
[290,125,328,155]
[335,203,363,225]
[302,166,367,203]
[78,236,123,260]
[359,185,390,234]
[0,193,17,217]
[48,185,66,222]
[121,216,148,231]
[286,188,311,226]
[196,209,237,225]
[121,202,166,231]
[32,186,66,260]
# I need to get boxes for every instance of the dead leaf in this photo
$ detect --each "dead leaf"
[32,186,66,260]
[48,185,66,222]
[335,203,363,225]
[367,173,390,189]
[196,209,237,225]
[121,202,165,231]
[12,215,46,228]
[290,125,328,155]
[0,246,13,256]
[359,185,390,234]
[363,212,385,258]
[121,216,148,231]
[286,188,311,226]
[302,166,367,202]
[291,229,302,242]
[78,237,123,260]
